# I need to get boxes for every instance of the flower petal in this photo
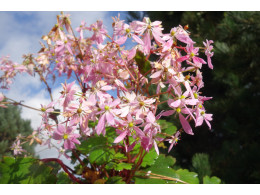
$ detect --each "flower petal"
[179,113,194,135]
[114,130,128,143]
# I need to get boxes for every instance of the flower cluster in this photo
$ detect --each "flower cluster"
[0,13,214,156]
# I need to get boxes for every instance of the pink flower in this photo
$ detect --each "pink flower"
[114,114,142,143]
[40,102,55,122]
[131,17,164,55]
[55,37,73,56]
[119,91,137,117]
[53,124,80,150]
[195,107,213,129]
[169,26,195,45]
[203,39,214,69]
[58,147,71,160]
[89,20,108,44]
[167,131,181,153]
[11,140,26,155]
[76,21,87,40]
[168,90,196,135]
[96,98,121,135]
[60,81,77,108]
[177,44,206,66]
[88,80,114,103]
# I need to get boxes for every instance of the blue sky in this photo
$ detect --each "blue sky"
[0,11,135,162]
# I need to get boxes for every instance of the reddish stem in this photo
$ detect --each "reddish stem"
[40,158,84,184]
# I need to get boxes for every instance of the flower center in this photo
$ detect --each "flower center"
[63,134,69,140]
[180,95,186,99]
[190,52,195,58]
[128,122,134,128]
[185,75,190,80]
[176,108,181,113]
[104,105,110,111]
[125,28,131,34]
[139,101,145,107]
[171,30,175,37]
[77,108,82,114]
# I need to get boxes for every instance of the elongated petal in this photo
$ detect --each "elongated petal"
[150,70,162,79]
[195,116,204,127]
[207,56,214,69]
[170,99,181,108]
[156,110,175,119]
[154,140,159,155]
[64,140,75,150]
[161,110,175,117]
[193,56,206,64]
[177,55,189,62]
[162,39,173,52]
[143,32,151,55]
[115,35,127,45]
[52,132,63,140]
[66,44,73,55]
[184,81,194,99]
[134,126,145,137]
[96,114,105,135]
[147,111,155,123]
[57,124,65,134]
[185,99,198,105]
[205,119,212,129]
[179,113,194,135]
[110,98,121,107]
[71,137,81,145]
[128,47,136,60]
[152,30,164,44]
[128,141,137,152]
[132,34,144,45]
[114,130,128,143]
[105,112,115,125]
[55,45,65,54]
[176,34,195,44]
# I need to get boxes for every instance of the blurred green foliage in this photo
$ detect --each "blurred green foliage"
[0,105,34,158]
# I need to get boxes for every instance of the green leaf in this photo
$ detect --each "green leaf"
[77,136,107,154]
[134,154,177,184]
[175,169,199,184]
[115,163,133,171]
[158,120,177,136]
[192,153,211,182]
[89,148,115,165]
[88,120,98,128]
[0,156,56,184]
[105,162,117,170]
[139,148,158,168]
[203,176,221,184]
[105,127,117,144]
[106,176,126,184]
[134,50,152,76]
[114,152,126,160]
[56,172,72,184]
